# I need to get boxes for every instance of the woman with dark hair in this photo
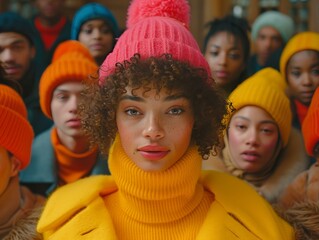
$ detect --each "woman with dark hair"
[203,15,250,95]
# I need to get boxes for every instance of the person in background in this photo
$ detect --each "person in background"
[203,68,310,203]
[279,32,319,132]
[71,3,120,65]
[0,84,45,239]
[20,40,109,197]
[247,11,294,76]
[0,11,53,136]
[37,0,294,239]
[31,0,71,72]
[203,15,250,95]
[276,87,319,239]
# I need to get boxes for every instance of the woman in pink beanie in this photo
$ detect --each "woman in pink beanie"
[37,0,294,239]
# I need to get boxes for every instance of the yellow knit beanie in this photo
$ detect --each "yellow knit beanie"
[280,31,319,82]
[228,68,292,147]
[39,40,98,119]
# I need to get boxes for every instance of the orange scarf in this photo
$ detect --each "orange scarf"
[51,128,98,186]
[294,99,309,126]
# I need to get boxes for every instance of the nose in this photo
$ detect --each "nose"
[142,113,164,140]
[92,29,102,39]
[217,52,227,66]
[245,128,259,147]
[68,95,78,114]
[0,48,14,62]
[301,73,312,86]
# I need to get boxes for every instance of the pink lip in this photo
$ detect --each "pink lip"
[137,145,170,161]
[3,66,21,75]
[241,150,260,162]
[215,71,228,78]
[66,119,81,128]
[90,44,104,50]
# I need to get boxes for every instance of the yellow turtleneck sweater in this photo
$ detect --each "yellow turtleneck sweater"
[103,136,214,239]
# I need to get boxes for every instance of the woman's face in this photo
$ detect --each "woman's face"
[287,50,319,106]
[204,31,245,91]
[227,106,279,173]
[116,86,195,172]
[78,19,114,63]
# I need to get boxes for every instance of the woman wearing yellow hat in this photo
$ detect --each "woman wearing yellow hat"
[203,68,310,203]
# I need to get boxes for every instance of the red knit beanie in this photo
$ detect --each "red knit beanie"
[302,87,319,156]
[99,0,211,83]
[0,84,34,169]
[39,40,98,119]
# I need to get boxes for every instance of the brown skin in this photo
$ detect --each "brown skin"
[79,54,228,159]
[33,0,66,26]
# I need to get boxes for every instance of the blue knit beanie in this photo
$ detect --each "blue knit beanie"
[71,3,120,40]
[0,11,35,44]
[251,11,294,43]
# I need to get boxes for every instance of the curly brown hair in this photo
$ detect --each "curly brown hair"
[79,54,228,159]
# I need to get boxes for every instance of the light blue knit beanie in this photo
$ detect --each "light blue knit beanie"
[251,11,294,43]
[71,3,120,40]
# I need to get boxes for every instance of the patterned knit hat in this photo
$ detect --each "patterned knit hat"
[99,0,211,82]
[302,87,319,156]
[228,68,292,147]
[0,84,34,169]
[71,3,120,40]
[39,40,98,119]
[280,31,319,82]
[0,11,36,44]
[251,11,294,43]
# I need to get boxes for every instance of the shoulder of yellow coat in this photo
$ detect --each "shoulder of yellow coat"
[37,175,116,232]
[200,170,294,239]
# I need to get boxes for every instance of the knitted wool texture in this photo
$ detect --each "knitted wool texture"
[71,3,120,39]
[228,68,292,147]
[0,11,35,44]
[251,10,294,43]
[39,40,98,119]
[99,0,211,82]
[0,85,34,169]
[280,31,319,82]
[302,87,319,156]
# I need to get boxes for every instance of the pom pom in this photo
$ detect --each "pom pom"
[126,0,190,29]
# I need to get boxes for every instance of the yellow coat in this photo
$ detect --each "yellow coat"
[38,171,294,239]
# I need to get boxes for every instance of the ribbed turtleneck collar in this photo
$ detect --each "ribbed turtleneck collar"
[108,135,206,224]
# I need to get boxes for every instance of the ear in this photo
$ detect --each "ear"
[10,155,21,177]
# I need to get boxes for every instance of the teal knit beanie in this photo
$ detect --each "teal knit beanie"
[0,11,35,44]
[71,3,120,40]
[251,11,294,43]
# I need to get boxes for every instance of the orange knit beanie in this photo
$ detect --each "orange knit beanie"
[39,40,98,119]
[0,84,34,169]
[302,87,319,156]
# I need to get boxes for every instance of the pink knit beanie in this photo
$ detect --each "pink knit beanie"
[99,0,210,82]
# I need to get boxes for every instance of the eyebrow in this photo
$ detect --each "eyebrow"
[119,93,187,102]
[233,116,277,125]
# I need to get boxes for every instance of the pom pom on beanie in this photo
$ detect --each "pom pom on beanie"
[0,85,34,169]
[39,40,98,119]
[228,68,292,147]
